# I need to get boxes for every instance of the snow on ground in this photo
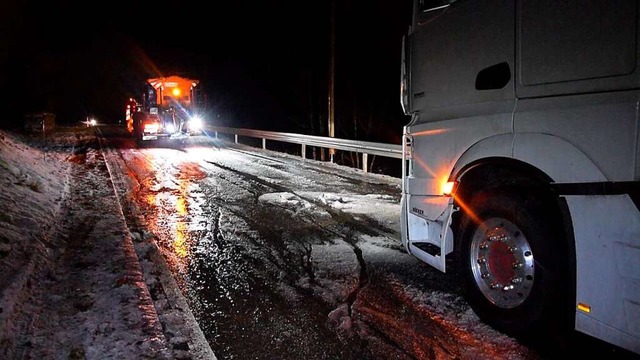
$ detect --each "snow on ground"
[0,127,215,359]
[258,192,399,231]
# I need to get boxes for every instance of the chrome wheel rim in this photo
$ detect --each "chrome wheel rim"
[469,217,535,308]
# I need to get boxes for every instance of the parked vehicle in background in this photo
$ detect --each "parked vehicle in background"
[399,0,640,354]
[126,75,204,143]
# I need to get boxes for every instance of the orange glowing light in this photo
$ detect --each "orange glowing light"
[442,181,456,195]
[173,222,188,258]
[176,197,187,216]
[453,195,482,226]
[134,151,209,272]
[412,154,438,179]
[172,174,192,259]
[577,303,591,313]
[411,128,449,137]
[172,88,181,97]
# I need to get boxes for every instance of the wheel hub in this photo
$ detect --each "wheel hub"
[470,218,535,308]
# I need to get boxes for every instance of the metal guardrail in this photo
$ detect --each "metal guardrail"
[207,126,403,173]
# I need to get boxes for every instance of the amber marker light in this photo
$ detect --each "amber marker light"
[442,181,456,196]
[577,303,591,313]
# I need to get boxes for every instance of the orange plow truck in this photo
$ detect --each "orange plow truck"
[126,75,204,143]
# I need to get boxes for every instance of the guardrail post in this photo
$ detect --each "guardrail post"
[235,134,238,144]
[262,138,266,149]
[362,153,368,173]
[301,144,306,159]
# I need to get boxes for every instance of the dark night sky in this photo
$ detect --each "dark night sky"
[1,0,412,143]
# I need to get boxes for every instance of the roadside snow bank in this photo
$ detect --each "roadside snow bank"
[0,128,74,350]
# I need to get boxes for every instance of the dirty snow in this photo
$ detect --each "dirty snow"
[0,127,215,359]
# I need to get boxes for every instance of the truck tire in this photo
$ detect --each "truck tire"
[455,187,569,339]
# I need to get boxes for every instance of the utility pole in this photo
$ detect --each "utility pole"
[328,0,336,163]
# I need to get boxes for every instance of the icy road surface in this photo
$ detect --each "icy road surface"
[99,125,635,360]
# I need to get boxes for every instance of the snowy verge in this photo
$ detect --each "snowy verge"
[0,128,75,356]
[0,127,215,359]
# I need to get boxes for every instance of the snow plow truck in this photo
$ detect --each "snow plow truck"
[126,75,204,143]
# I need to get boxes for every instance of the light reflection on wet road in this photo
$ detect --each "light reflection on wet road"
[100,127,601,360]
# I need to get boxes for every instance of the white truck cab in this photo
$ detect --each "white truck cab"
[400,0,640,354]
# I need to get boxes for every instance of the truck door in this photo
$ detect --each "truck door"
[407,0,515,120]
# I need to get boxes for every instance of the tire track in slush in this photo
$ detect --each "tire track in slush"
[200,157,418,358]
[203,160,373,319]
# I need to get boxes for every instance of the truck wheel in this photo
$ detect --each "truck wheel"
[455,188,568,337]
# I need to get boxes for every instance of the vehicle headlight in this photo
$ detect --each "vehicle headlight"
[165,123,176,133]
[189,116,203,130]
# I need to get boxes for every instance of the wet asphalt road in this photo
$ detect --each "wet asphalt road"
[97,125,638,360]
